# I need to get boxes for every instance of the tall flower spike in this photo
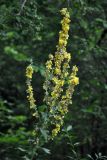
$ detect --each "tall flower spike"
[43,8,79,138]
[26,64,38,117]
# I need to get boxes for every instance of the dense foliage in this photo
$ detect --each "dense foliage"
[0,0,107,160]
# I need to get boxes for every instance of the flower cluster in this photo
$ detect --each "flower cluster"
[43,8,79,138]
[58,8,70,49]
[26,8,79,140]
[26,64,38,117]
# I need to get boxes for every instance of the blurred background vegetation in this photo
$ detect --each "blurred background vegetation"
[0,0,107,159]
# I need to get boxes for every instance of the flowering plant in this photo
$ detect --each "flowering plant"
[26,8,79,156]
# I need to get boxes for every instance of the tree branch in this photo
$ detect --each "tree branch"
[17,0,27,15]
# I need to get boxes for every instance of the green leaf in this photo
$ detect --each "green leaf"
[42,147,51,154]
[40,128,48,141]
[67,125,72,131]
[4,46,29,61]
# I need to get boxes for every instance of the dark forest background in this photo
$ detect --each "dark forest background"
[0,0,107,159]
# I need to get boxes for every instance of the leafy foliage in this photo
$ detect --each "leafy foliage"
[0,0,107,159]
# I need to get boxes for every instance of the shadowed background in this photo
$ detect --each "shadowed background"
[0,0,107,159]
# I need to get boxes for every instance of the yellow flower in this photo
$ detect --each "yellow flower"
[64,17,71,23]
[69,76,79,85]
[62,95,66,99]
[52,77,59,84]
[49,54,54,60]
[54,68,61,75]
[52,124,60,137]
[46,60,52,70]
[59,80,64,86]
[62,24,70,32]
[54,115,62,121]
[72,65,78,72]
[66,13,70,18]
[27,86,33,92]
[60,8,67,15]
[63,72,69,77]
[59,31,65,38]
[51,91,58,98]
[26,65,33,79]
[63,52,71,60]
[59,39,65,46]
